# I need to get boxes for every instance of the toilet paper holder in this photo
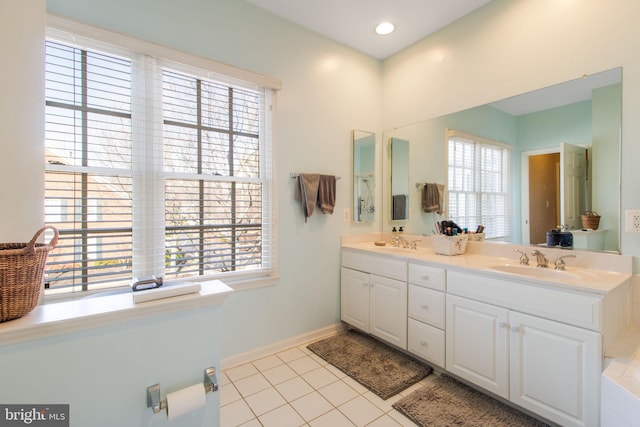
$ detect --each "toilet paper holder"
[147,366,218,415]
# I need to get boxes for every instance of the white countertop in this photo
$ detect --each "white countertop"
[342,234,632,295]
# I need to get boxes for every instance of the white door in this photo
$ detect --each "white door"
[446,295,509,398]
[370,274,407,349]
[560,142,586,230]
[340,267,370,332]
[509,311,600,427]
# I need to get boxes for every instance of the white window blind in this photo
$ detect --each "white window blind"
[447,129,510,240]
[44,34,274,295]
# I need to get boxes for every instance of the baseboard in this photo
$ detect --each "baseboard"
[221,322,345,370]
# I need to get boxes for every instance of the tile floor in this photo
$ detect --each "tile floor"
[221,337,436,426]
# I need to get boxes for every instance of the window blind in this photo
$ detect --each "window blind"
[44,35,275,296]
[447,129,511,240]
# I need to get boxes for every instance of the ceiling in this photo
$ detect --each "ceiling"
[244,0,492,60]
[244,1,620,115]
[489,68,622,116]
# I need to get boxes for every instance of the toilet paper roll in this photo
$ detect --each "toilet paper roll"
[166,383,206,421]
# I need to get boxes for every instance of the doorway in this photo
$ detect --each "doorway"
[528,153,560,244]
[521,144,590,245]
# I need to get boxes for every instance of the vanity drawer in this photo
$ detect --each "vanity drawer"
[408,263,445,291]
[408,285,445,329]
[342,249,407,281]
[447,270,603,331]
[408,318,445,368]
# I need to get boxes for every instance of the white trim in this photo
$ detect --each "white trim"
[447,128,511,150]
[46,13,282,91]
[221,323,345,370]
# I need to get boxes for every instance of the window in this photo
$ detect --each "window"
[44,31,275,296]
[447,129,511,240]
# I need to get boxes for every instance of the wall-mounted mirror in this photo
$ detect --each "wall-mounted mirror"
[353,130,376,222]
[390,137,410,221]
[382,67,621,253]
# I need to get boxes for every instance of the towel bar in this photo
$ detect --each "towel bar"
[290,172,340,179]
[147,366,218,415]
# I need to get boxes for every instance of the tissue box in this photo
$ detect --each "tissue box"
[432,234,468,256]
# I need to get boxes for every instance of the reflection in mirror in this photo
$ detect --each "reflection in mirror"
[391,137,410,221]
[353,130,375,222]
[382,67,621,253]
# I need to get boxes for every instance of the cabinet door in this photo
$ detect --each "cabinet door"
[341,267,370,332]
[370,274,407,349]
[446,294,509,399]
[509,311,600,427]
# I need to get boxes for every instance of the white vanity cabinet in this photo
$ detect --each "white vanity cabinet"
[446,271,601,427]
[341,250,408,349]
[407,263,446,367]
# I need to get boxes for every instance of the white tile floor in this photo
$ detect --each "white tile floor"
[221,338,436,426]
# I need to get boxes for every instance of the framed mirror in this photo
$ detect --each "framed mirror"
[352,130,375,222]
[382,67,621,253]
[390,137,410,221]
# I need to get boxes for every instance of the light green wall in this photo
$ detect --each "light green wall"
[516,101,592,150]
[43,0,383,362]
[592,83,622,251]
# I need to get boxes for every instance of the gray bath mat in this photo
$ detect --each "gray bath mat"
[307,330,432,399]
[392,374,549,427]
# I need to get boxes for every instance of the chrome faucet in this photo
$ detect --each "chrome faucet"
[390,235,408,248]
[513,248,529,266]
[554,254,576,270]
[531,250,548,268]
[390,235,420,249]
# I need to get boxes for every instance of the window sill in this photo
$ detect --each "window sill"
[0,280,233,346]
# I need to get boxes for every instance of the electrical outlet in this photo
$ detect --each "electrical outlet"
[343,208,351,222]
[625,209,640,233]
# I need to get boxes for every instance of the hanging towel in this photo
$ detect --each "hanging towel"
[392,194,407,220]
[318,175,336,214]
[422,183,445,215]
[295,173,320,222]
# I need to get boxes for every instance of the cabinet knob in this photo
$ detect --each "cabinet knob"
[420,341,428,346]
[510,325,520,333]
[499,322,508,328]
[421,304,429,310]
[422,275,429,281]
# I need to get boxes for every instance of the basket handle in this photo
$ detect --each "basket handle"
[24,225,59,254]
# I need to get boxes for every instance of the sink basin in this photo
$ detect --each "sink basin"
[488,264,591,282]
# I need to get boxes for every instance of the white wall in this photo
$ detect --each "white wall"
[0,0,45,240]
[382,0,640,272]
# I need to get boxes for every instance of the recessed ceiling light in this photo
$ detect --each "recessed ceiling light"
[375,22,395,36]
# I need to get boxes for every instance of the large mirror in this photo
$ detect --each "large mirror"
[382,67,622,253]
[353,130,376,222]
[390,137,410,221]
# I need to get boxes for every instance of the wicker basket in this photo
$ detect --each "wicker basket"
[468,232,485,242]
[0,226,58,322]
[432,234,468,256]
[581,211,601,230]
